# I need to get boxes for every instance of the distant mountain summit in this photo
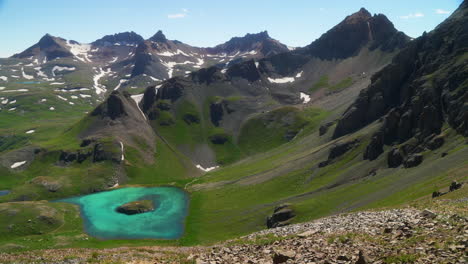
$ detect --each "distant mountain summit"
[148,30,168,43]
[307,7,409,59]
[12,34,74,61]
[92,31,144,46]
[208,31,290,56]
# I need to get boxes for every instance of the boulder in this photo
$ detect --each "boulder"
[403,154,423,168]
[116,200,155,215]
[267,204,295,228]
[421,209,436,219]
[210,101,224,127]
[426,134,445,150]
[209,133,229,145]
[449,181,462,192]
[319,122,334,136]
[387,147,403,168]
[272,249,295,264]
[432,191,442,198]
[363,132,384,160]
[355,250,370,264]
[328,139,359,160]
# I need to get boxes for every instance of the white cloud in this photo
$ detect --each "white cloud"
[435,9,450,14]
[168,8,189,19]
[400,12,424,19]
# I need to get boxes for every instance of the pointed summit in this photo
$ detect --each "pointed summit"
[343,7,372,24]
[12,33,73,60]
[307,7,409,60]
[149,30,167,42]
[92,31,144,46]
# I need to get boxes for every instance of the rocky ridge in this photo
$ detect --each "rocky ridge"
[0,199,466,264]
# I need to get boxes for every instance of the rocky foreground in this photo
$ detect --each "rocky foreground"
[0,200,466,264]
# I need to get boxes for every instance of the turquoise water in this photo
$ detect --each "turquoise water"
[0,190,10,196]
[16,81,41,84]
[57,187,189,239]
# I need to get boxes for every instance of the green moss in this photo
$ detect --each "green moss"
[328,77,354,91]
[309,75,354,92]
[238,107,328,155]
[311,75,329,91]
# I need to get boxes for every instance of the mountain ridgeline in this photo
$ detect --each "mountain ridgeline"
[333,1,468,167]
[0,3,466,253]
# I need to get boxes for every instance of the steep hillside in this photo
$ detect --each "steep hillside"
[137,8,409,168]
[0,3,466,255]
[333,0,468,167]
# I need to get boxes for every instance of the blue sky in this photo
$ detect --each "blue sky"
[0,0,463,58]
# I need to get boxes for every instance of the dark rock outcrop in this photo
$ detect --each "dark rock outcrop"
[449,181,462,192]
[328,139,360,160]
[210,101,224,126]
[363,132,384,160]
[403,154,423,168]
[227,60,261,82]
[387,147,403,168]
[333,3,468,143]
[91,91,127,120]
[209,133,229,145]
[267,204,296,228]
[116,200,155,215]
[319,122,334,136]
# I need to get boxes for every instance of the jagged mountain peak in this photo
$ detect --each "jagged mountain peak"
[343,8,372,24]
[92,31,144,46]
[306,7,409,60]
[37,33,64,45]
[210,30,289,55]
[148,30,168,42]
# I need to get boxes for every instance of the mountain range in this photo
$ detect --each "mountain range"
[0,2,466,258]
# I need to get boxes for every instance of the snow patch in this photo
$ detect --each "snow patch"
[1,89,29,93]
[93,68,111,94]
[66,41,92,62]
[21,67,34,80]
[130,94,147,120]
[57,95,68,101]
[52,66,76,77]
[49,106,55,110]
[50,82,65,85]
[295,71,303,78]
[34,67,47,78]
[0,76,8,81]
[196,164,219,172]
[79,94,91,98]
[300,92,311,104]
[267,76,295,84]
[119,141,125,161]
[114,79,128,90]
[26,130,35,134]
[11,161,26,169]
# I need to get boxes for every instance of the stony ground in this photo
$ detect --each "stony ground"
[0,199,466,264]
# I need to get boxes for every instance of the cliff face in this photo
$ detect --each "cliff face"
[332,2,468,164]
[307,8,409,60]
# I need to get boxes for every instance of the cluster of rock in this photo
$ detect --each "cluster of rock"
[332,1,467,169]
[194,207,467,264]
[116,200,155,215]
